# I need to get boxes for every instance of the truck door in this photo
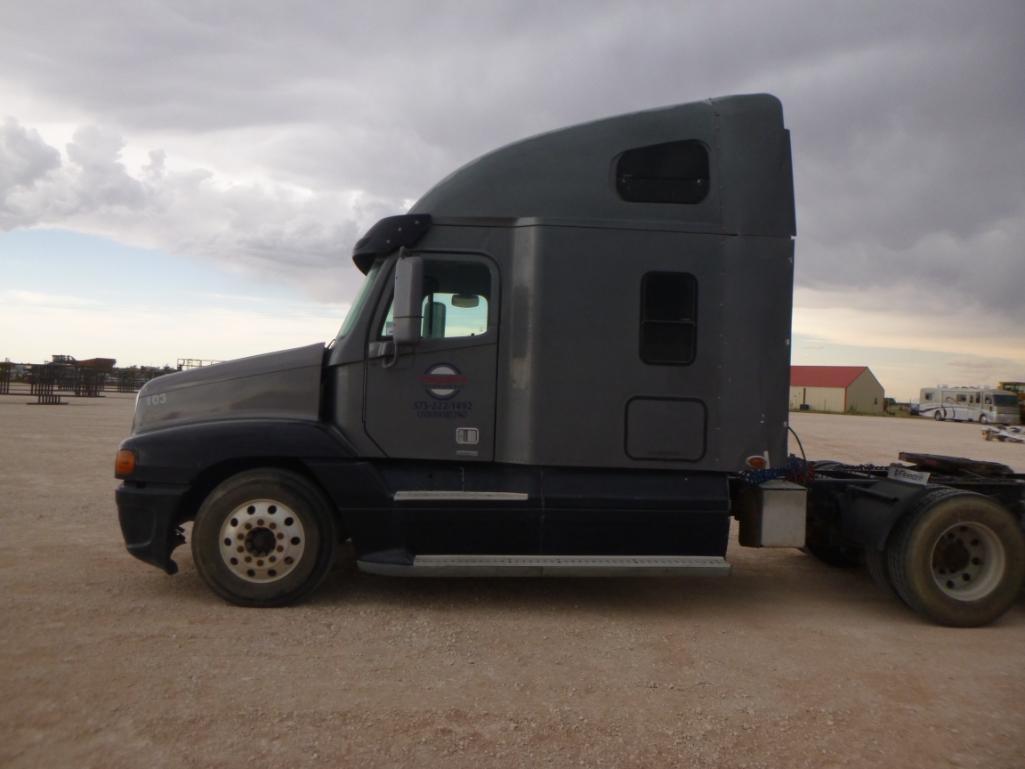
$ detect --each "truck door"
[364,253,498,461]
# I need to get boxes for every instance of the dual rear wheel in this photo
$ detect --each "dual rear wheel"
[869,488,1025,627]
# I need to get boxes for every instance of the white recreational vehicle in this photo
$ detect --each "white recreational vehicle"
[919,386,1021,424]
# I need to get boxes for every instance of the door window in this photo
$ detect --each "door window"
[379,258,492,340]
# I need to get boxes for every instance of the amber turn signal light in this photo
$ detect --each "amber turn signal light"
[115,449,137,477]
[745,454,767,470]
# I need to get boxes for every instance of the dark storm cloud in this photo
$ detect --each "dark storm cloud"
[1,1,1023,323]
[0,120,390,301]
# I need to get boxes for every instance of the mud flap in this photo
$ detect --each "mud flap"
[842,479,932,552]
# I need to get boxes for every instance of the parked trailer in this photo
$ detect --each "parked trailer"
[113,94,1025,626]
[919,385,1021,425]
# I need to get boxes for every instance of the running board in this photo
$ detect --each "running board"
[357,554,731,578]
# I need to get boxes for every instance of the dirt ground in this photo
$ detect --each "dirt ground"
[1,394,1023,769]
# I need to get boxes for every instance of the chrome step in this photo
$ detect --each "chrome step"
[357,554,730,578]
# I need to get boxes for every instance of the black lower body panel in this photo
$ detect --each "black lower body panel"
[116,483,189,574]
[313,460,733,562]
[541,469,732,556]
[541,508,730,556]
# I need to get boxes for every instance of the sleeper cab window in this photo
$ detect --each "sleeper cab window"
[615,140,709,204]
[379,259,491,340]
[640,272,697,365]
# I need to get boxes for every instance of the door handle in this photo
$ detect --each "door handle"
[368,340,399,368]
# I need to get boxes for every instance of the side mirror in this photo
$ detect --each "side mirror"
[393,255,424,345]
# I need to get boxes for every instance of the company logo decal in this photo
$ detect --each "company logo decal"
[420,363,467,400]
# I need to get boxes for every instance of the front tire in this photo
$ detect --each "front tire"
[192,469,338,607]
[886,488,1025,627]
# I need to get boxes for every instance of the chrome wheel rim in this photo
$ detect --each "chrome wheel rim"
[218,499,306,583]
[930,522,1005,601]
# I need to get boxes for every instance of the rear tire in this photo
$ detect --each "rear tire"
[191,469,338,607]
[864,548,903,604]
[886,488,1025,627]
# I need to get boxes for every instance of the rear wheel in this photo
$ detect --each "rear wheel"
[191,469,338,607]
[933,411,943,421]
[886,488,1025,627]
[864,548,903,604]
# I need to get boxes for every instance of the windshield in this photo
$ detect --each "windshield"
[336,260,383,339]
[993,394,1018,407]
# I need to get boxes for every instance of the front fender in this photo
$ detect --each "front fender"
[118,418,357,486]
[115,419,357,575]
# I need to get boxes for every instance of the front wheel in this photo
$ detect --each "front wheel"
[933,411,943,421]
[886,488,1025,627]
[191,469,338,607]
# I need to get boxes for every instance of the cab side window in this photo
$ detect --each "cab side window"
[616,140,709,204]
[640,271,697,365]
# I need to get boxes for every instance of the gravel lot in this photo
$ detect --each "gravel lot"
[2,394,1023,769]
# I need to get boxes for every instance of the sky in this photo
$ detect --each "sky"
[1,1,1023,400]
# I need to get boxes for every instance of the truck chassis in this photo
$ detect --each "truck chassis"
[801,452,1025,627]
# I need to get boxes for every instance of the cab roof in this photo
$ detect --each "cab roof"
[409,94,794,238]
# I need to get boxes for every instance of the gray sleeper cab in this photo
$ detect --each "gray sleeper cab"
[115,94,799,605]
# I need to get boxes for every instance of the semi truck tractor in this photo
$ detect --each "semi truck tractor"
[114,94,1025,626]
